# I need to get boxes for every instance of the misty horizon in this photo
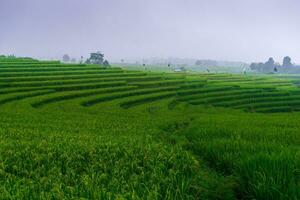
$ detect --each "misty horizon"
[1,0,300,63]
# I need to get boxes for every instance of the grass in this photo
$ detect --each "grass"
[0,60,300,199]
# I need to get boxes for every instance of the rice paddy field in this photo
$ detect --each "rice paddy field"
[0,57,300,199]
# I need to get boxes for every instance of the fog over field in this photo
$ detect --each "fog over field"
[1,0,300,62]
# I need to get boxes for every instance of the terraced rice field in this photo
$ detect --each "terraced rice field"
[0,58,300,199]
[0,59,183,109]
[1,60,300,112]
[176,74,300,113]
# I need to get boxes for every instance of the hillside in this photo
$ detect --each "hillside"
[0,59,300,199]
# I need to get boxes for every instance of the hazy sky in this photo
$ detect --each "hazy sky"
[1,0,300,63]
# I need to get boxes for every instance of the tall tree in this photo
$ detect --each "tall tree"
[283,56,292,67]
[103,60,110,67]
[265,57,275,66]
[62,54,70,63]
[86,52,104,65]
[264,57,275,71]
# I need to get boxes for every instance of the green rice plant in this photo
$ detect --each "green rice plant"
[254,106,295,113]
[0,90,55,105]
[81,86,179,106]
[129,79,185,87]
[179,77,207,86]
[48,81,127,91]
[0,78,125,88]
[234,95,300,109]
[201,91,290,107]
[177,85,238,96]
[0,61,61,66]
[0,72,147,82]
[178,88,263,102]
[180,112,300,200]
[31,86,138,108]
[0,87,53,95]
[0,75,164,88]
[120,92,176,108]
[1,61,300,199]
[0,82,127,94]
[0,66,103,73]
[241,99,300,112]
[0,69,124,77]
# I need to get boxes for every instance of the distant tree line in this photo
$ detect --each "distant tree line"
[250,56,298,73]
[195,60,218,67]
[194,59,246,68]
[0,55,38,62]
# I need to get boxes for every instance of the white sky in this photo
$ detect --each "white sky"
[1,0,300,63]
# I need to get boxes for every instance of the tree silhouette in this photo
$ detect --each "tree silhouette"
[283,56,292,67]
[62,54,70,63]
[103,60,110,67]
